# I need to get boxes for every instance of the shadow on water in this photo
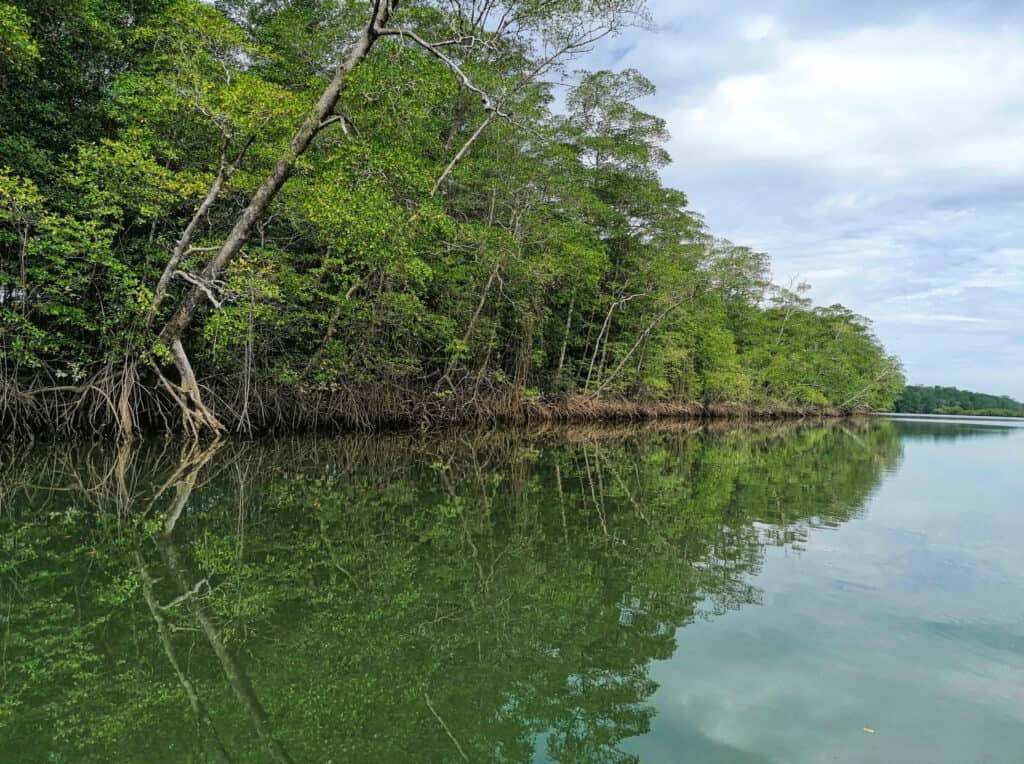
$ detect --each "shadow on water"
[0,420,902,763]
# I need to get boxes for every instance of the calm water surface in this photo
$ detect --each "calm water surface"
[1,418,1021,762]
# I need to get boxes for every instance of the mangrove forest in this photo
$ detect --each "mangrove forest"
[0,0,904,438]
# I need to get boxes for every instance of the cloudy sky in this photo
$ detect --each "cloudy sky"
[584,0,1024,399]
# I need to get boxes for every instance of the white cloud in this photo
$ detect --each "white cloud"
[738,14,781,41]
[671,24,1024,175]
[878,313,1000,326]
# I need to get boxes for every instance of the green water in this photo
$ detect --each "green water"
[1,418,1021,763]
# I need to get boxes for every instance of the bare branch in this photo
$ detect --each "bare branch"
[319,114,356,134]
[174,271,227,310]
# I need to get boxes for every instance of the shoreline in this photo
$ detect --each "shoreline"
[3,388,869,442]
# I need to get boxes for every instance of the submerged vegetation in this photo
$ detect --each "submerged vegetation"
[0,0,903,438]
[894,385,1024,417]
[0,420,901,760]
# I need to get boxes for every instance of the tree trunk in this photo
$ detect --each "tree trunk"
[154,1,395,435]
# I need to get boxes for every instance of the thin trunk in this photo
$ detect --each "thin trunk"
[441,94,471,155]
[463,262,499,347]
[149,131,254,321]
[514,315,532,389]
[443,255,500,383]
[555,296,574,385]
[584,301,617,392]
[634,336,649,396]
[431,113,495,195]
[838,367,895,409]
[17,224,28,317]
[151,152,227,320]
[584,293,645,392]
[589,293,693,399]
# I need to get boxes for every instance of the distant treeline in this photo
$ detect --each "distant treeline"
[895,385,1024,417]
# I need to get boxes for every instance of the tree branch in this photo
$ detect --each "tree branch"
[174,271,227,310]
[378,27,511,120]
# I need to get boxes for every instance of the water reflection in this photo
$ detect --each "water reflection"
[0,421,902,762]
[888,416,1023,441]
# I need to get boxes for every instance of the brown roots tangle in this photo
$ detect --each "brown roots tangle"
[1,358,851,442]
[1,360,152,441]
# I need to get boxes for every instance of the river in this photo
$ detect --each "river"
[1,417,1021,762]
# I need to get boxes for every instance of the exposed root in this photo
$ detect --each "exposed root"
[151,339,225,438]
[0,359,161,441]
[2,359,852,440]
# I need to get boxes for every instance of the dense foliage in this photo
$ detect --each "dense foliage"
[894,385,1024,417]
[0,0,903,436]
[0,421,902,760]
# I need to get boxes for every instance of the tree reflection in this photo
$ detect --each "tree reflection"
[891,419,1020,441]
[0,420,901,762]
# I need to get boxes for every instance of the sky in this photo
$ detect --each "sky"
[582,0,1024,399]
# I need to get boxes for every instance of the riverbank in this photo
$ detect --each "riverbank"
[2,379,862,441]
